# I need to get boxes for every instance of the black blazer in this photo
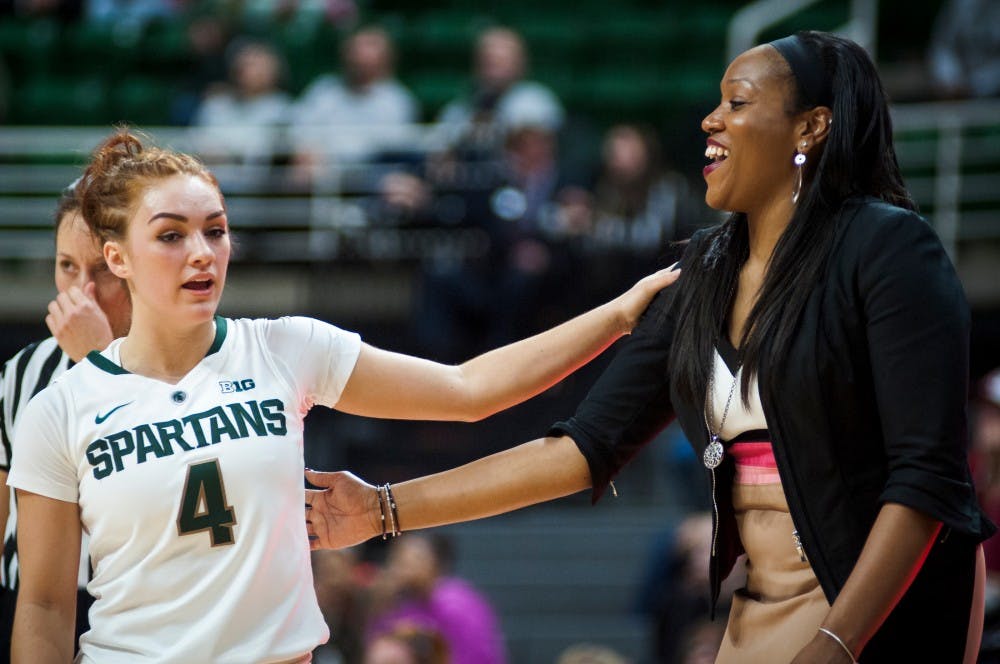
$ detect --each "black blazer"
[551,197,995,660]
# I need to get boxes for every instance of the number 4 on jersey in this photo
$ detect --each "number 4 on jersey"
[177,459,237,546]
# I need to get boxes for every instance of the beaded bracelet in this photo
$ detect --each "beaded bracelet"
[377,485,389,540]
[384,483,401,538]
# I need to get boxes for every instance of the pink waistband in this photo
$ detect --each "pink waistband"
[731,441,780,485]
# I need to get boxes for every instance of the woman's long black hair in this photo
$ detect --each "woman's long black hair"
[667,31,916,413]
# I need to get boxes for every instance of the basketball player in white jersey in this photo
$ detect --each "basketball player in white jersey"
[0,181,131,660]
[7,130,679,663]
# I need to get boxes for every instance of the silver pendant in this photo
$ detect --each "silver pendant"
[703,436,724,469]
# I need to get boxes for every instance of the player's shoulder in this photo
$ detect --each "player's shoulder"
[235,314,347,336]
[217,314,314,351]
[218,315,359,355]
[54,347,113,392]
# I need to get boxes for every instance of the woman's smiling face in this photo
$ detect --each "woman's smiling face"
[700,45,803,215]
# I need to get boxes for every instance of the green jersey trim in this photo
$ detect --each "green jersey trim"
[207,316,228,356]
[86,317,229,376]
[87,351,129,375]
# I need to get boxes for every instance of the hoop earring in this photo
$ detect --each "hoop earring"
[792,148,807,204]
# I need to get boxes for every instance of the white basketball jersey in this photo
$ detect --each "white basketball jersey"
[8,316,361,663]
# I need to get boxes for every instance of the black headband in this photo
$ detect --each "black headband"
[769,35,828,107]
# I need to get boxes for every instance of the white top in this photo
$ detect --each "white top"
[291,75,419,161]
[192,91,294,166]
[8,316,361,663]
[293,75,418,128]
[705,348,767,440]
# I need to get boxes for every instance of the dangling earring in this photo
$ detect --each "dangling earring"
[792,142,807,204]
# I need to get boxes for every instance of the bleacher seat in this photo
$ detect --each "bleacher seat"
[13,75,108,125]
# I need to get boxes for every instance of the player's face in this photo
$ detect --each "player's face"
[700,45,801,214]
[55,211,132,337]
[109,174,229,328]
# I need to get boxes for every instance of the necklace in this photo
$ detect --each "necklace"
[703,354,741,558]
[703,361,740,469]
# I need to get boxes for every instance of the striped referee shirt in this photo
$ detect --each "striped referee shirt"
[1,336,88,591]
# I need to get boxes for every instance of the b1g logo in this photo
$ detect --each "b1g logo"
[219,379,256,394]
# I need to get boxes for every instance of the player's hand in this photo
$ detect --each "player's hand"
[613,263,682,333]
[305,470,381,550]
[46,283,114,362]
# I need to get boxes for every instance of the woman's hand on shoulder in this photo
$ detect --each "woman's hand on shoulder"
[46,283,114,362]
[305,470,382,550]
[614,264,681,333]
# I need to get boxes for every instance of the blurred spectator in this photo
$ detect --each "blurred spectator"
[0,0,81,20]
[928,0,1000,98]
[191,39,292,186]
[409,113,576,362]
[377,26,563,223]
[86,0,174,28]
[364,625,449,664]
[433,26,564,157]
[555,643,630,664]
[970,368,1000,661]
[676,620,726,664]
[558,124,706,303]
[0,55,8,124]
[367,533,506,664]
[635,513,739,664]
[170,13,232,125]
[290,26,419,184]
[589,124,701,253]
[972,370,1000,582]
[239,0,358,31]
[312,549,369,664]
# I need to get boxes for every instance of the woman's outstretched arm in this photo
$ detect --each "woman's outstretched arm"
[305,435,591,550]
[334,267,679,422]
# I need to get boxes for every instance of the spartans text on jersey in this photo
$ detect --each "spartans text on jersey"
[85,398,287,479]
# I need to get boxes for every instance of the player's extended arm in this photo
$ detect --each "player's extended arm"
[11,490,81,664]
[305,435,591,550]
[334,266,679,421]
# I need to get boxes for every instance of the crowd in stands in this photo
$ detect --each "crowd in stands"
[971,367,1000,663]
[178,19,714,358]
[310,533,505,664]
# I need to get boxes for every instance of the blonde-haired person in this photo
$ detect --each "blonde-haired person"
[0,181,131,661]
[6,129,678,663]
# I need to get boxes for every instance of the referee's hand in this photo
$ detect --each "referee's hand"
[46,282,114,362]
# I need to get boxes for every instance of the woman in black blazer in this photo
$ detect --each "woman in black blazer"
[307,31,995,663]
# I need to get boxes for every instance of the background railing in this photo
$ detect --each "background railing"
[891,98,1000,305]
[2,100,998,318]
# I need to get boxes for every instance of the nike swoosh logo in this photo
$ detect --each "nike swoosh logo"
[95,401,134,425]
